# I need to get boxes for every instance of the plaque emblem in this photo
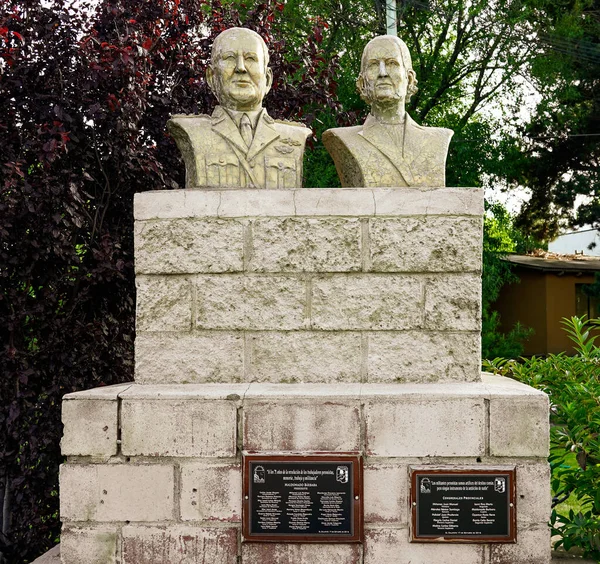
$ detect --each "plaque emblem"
[336,466,349,484]
[494,477,506,493]
[420,477,431,494]
[253,465,265,484]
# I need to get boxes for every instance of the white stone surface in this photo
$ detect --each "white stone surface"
[364,463,408,524]
[249,217,362,272]
[121,399,237,457]
[243,400,361,451]
[136,276,192,331]
[364,528,485,564]
[135,332,244,383]
[61,399,118,457]
[180,462,242,522]
[133,188,483,220]
[424,273,481,331]
[515,461,552,527]
[367,331,481,383]
[119,383,250,400]
[490,396,550,457]
[242,543,362,564]
[195,275,306,330]
[365,397,486,457]
[60,464,174,522]
[490,525,552,564]
[311,274,423,330]
[135,218,244,274]
[60,527,118,564]
[121,525,238,564]
[248,331,362,382]
[369,217,482,272]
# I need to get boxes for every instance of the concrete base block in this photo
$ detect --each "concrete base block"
[60,374,551,563]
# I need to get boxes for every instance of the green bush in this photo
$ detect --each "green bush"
[484,316,600,559]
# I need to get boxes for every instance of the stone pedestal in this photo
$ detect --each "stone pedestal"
[60,188,551,563]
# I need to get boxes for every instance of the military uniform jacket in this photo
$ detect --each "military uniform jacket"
[167,106,311,189]
[323,114,453,187]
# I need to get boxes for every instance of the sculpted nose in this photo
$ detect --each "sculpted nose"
[235,52,246,72]
[378,60,388,77]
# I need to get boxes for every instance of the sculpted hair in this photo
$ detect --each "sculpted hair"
[211,27,270,69]
[357,35,418,103]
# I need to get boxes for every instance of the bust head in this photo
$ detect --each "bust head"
[206,27,273,112]
[356,35,418,109]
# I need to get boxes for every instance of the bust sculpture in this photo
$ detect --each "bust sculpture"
[323,35,453,187]
[168,27,311,189]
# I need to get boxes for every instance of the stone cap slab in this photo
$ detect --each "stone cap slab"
[64,373,546,403]
[134,188,483,220]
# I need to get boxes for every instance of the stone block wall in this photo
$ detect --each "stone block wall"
[60,375,551,564]
[134,188,483,385]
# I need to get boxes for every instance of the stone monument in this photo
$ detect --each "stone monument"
[167,27,311,189]
[58,30,551,564]
[323,35,453,187]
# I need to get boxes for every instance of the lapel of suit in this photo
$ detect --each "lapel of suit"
[402,114,426,179]
[210,106,260,187]
[246,109,281,162]
[359,114,415,185]
[211,106,248,155]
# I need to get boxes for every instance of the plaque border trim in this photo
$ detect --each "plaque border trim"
[409,465,517,544]
[242,453,363,543]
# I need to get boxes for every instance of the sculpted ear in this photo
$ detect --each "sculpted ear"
[206,65,215,94]
[356,74,365,96]
[265,67,273,94]
[407,69,417,93]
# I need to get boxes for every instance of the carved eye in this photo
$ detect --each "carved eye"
[245,54,258,62]
[386,59,399,67]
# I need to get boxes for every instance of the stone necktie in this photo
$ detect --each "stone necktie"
[240,113,254,149]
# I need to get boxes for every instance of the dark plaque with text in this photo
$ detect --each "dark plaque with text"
[411,467,516,543]
[243,454,363,543]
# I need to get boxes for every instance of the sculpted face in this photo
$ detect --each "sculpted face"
[358,36,416,107]
[207,28,273,111]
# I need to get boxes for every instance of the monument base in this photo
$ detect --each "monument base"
[60,373,550,563]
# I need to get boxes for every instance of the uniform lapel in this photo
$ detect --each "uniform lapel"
[211,106,248,155]
[359,114,415,185]
[246,110,281,162]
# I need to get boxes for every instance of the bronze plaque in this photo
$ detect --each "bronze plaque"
[243,454,363,543]
[410,466,517,543]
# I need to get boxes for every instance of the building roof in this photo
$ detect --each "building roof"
[504,253,600,274]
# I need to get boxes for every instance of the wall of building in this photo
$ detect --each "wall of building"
[495,268,548,356]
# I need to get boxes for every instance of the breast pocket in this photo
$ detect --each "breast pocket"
[206,153,242,187]
[265,156,298,189]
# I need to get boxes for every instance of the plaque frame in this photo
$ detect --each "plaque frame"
[243,453,363,543]
[410,466,517,544]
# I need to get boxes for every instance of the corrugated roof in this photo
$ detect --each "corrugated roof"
[503,254,600,273]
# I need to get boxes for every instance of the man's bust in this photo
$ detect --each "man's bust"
[323,35,453,187]
[168,28,311,189]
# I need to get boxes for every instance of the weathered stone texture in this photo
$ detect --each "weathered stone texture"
[367,331,481,382]
[424,273,482,331]
[60,526,118,564]
[244,400,361,452]
[195,275,306,330]
[249,217,362,272]
[311,275,423,330]
[490,526,551,564]
[180,462,242,522]
[135,332,244,383]
[242,543,362,564]
[60,464,174,522]
[490,396,550,457]
[61,399,118,457]
[364,463,408,524]
[122,526,238,564]
[248,331,362,382]
[365,397,486,457]
[369,217,482,272]
[121,399,237,457]
[364,528,485,564]
[136,276,192,332]
[135,218,244,274]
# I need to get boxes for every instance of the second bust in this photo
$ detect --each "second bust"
[323,35,453,188]
[168,28,311,189]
